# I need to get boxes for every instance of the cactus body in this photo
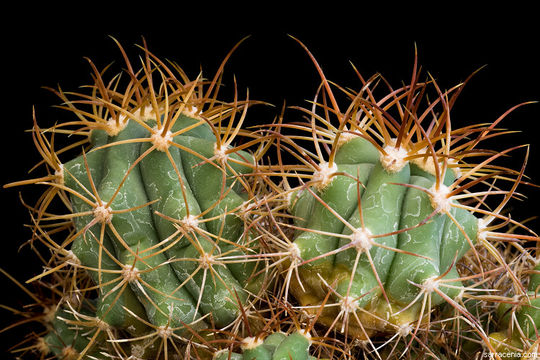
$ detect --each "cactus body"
[62,113,261,334]
[43,307,106,360]
[286,135,478,338]
[65,130,149,335]
[488,262,540,357]
[269,39,540,356]
[1,42,273,359]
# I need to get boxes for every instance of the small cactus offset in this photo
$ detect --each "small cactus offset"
[214,330,313,360]
[3,37,539,360]
[487,261,540,357]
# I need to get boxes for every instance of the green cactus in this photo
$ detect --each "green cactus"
[487,262,540,357]
[214,330,313,360]
[40,303,161,360]
[4,42,270,359]
[284,132,480,338]
[3,37,539,360]
[42,306,106,360]
[270,39,538,357]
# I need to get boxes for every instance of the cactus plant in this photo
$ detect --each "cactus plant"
[266,39,539,359]
[2,36,539,360]
[3,40,273,359]
[214,330,313,360]
[486,260,540,357]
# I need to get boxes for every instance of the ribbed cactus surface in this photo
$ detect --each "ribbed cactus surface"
[286,135,478,337]
[65,113,261,330]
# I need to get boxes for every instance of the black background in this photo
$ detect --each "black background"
[1,3,539,356]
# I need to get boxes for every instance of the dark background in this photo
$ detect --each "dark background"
[1,4,539,356]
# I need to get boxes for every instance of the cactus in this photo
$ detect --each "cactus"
[266,39,539,359]
[3,40,272,359]
[214,330,313,360]
[3,36,539,360]
[487,261,540,357]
